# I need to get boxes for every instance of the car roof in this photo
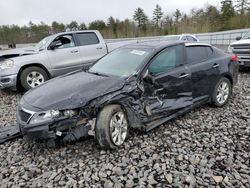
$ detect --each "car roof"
[122,41,211,50]
[53,30,99,37]
[121,40,185,50]
[185,42,212,47]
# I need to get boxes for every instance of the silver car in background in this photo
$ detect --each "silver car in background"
[0,30,123,90]
[162,34,199,42]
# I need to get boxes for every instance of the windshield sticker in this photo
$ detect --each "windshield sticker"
[130,50,146,56]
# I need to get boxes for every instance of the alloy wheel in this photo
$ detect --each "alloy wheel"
[109,111,128,146]
[216,81,230,104]
[26,71,45,88]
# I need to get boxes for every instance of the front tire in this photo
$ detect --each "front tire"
[20,66,49,90]
[212,77,232,107]
[95,105,128,149]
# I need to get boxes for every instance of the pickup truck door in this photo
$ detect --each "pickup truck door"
[186,45,220,103]
[47,34,82,77]
[142,44,193,120]
[74,32,107,68]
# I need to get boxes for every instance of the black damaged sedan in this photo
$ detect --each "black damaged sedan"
[17,41,239,149]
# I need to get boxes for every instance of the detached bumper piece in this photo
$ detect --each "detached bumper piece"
[0,125,22,144]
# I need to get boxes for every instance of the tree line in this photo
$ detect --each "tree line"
[0,0,249,44]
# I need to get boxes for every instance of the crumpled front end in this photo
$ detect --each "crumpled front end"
[17,105,93,146]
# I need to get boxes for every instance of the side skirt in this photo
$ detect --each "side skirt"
[144,99,209,132]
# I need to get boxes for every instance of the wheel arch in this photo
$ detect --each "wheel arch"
[96,101,142,129]
[222,73,233,85]
[17,63,51,88]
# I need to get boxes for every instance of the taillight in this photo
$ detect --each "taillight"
[231,54,238,62]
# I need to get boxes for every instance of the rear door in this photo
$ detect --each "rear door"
[142,44,193,119]
[186,45,220,103]
[75,32,107,68]
[47,34,82,77]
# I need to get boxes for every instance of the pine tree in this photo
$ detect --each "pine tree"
[133,8,148,29]
[235,0,250,15]
[153,4,163,28]
[173,9,182,24]
[221,0,235,29]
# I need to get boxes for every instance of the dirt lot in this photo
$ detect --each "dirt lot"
[0,72,249,187]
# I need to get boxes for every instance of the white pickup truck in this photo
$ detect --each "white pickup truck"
[228,30,250,69]
[0,30,131,90]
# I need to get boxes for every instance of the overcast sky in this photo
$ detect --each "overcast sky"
[0,0,222,26]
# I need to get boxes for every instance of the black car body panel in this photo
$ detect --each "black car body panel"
[22,71,125,111]
[16,41,239,144]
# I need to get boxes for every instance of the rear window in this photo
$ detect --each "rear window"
[187,46,213,64]
[76,33,99,46]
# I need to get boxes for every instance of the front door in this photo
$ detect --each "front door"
[47,34,82,77]
[142,44,193,120]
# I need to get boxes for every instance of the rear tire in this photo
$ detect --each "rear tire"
[211,77,232,107]
[20,66,49,90]
[95,105,128,149]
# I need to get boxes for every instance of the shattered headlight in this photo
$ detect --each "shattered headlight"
[0,59,14,70]
[29,109,78,124]
[29,110,60,124]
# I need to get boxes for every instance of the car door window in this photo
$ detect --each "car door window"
[187,36,196,41]
[187,46,210,64]
[181,36,188,41]
[76,33,100,46]
[149,45,183,75]
[52,35,75,49]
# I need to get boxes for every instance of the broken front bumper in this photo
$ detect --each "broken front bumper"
[17,107,91,143]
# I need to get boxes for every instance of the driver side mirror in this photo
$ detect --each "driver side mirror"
[49,40,62,50]
[236,36,242,41]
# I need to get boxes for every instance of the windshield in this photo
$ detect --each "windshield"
[89,48,153,78]
[162,36,180,41]
[242,31,250,39]
[35,36,52,50]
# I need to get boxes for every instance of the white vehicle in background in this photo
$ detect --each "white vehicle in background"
[228,30,250,69]
[162,34,199,42]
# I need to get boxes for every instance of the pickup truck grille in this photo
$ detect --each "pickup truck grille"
[19,109,32,122]
[232,45,250,49]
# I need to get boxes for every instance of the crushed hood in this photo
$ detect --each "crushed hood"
[230,39,250,47]
[0,47,38,60]
[23,71,125,111]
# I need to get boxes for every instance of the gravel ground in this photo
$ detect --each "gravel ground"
[0,72,249,188]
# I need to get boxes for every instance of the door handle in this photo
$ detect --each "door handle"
[96,47,103,50]
[179,73,189,78]
[213,63,219,68]
[70,50,78,53]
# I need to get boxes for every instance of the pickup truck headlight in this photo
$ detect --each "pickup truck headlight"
[228,46,233,53]
[29,109,78,124]
[0,59,14,70]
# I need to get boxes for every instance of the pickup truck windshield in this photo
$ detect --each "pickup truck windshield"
[89,48,153,78]
[35,36,52,50]
[242,31,250,39]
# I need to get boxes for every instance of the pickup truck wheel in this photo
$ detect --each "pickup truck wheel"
[212,77,232,107]
[20,66,49,90]
[95,105,128,149]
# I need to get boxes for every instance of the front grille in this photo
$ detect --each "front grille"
[232,45,250,49]
[19,109,32,122]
